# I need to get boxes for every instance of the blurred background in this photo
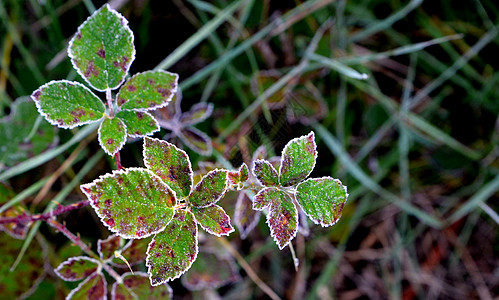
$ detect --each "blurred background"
[0,0,498,299]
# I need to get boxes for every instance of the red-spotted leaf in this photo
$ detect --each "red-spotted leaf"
[279,131,317,186]
[143,137,193,199]
[116,110,159,138]
[98,117,127,156]
[80,168,176,239]
[31,80,105,129]
[228,163,249,190]
[112,272,172,300]
[54,256,100,281]
[179,102,213,125]
[296,177,348,227]
[67,273,107,300]
[181,251,240,291]
[68,4,135,91]
[253,159,279,186]
[146,210,198,286]
[117,71,178,111]
[98,234,122,261]
[188,169,228,208]
[255,187,298,249]
[267,193,298,250]
[112,236,152,267]
[191,204,234,236]
[234,192,260,239]
[178,127,212,156]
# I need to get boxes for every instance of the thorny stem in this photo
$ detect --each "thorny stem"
[47,219,123,284]
[115,152,123,170]
[0,200,90,225]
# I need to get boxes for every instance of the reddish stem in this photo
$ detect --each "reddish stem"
[115,152,123,170]
[0,200,90,225]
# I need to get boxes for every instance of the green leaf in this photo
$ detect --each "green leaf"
[0,184,31,239]
[80,168,176,238]
[0,97,57,169]
[112,272,172,300]
[228,163,249,190]
[67,273,106,300]
[191,204,234,236]
[181,251,240,291]
[146,210,198,286]
[112,236,152,267]
[98,117,127,156]
[178,127,212,156]
[253,159,279,186]
[116,110,159,137]
[68,4,135,91]
[296,177,348,227]
[117,71,178,110]
[188,169,228,207]
[179,102,213,125]
[234,191,260,239]
[279,131,317,186]
[54,256,100,281]
[31,80,105,129]
[143,137,193,199]
[254,187,298,249]
[98,234,122,261]
[0,232,44,299]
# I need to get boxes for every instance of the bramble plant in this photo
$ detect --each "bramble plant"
[2,4,348,299]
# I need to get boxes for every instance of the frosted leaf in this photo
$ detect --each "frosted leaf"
[54,256,100,281]
[279,131,317,186]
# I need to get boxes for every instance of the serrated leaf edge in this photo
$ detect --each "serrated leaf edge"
[278,131,317,186]
[143,136,194,199]
[189,168,229,208]
[178,126,213,156]
[252,159,279,187]
[119,110,160,138]
[31,80,104,129]
[296,176,349,227]
[145,211,199,286]
[68,4,136,92]
[118,70,179,111]
[98,117,127,156]
[66,272,107,300]
[252,187,274,211]
[80,167,177,239]
[111,271,173,300]
[97,234,121,261]
[267,198,299,250]
[191,204,235,237]
[54,256,100,282]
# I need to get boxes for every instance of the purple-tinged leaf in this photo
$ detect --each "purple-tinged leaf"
[80,168,176,239]
[228,163,249,190]
[31,80,104,129]
[279,131,317,186]
[286,88,327,125]
[179,102,214,125]
[154,89,182,122]
[296,177,348,227]
[98,117,127,156]
[66,272,106,300]
[253,159,279,186]
[143,137,193,199]
[54,256,100,282]
[188,169,228,208]
[253,187,298,249]
[116,110,159,138]
[181,251,240,291]
[0,184,31,239]
[117,71,178,111]
[146,210,198,286]
[234,192,260,239]
[191,204,234,236]
[98,234,122,261]
[68,4,135,91]
[112,272,172,300]
[112,237,152,267]
[178,127,212,156]
[0,232,44,299]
